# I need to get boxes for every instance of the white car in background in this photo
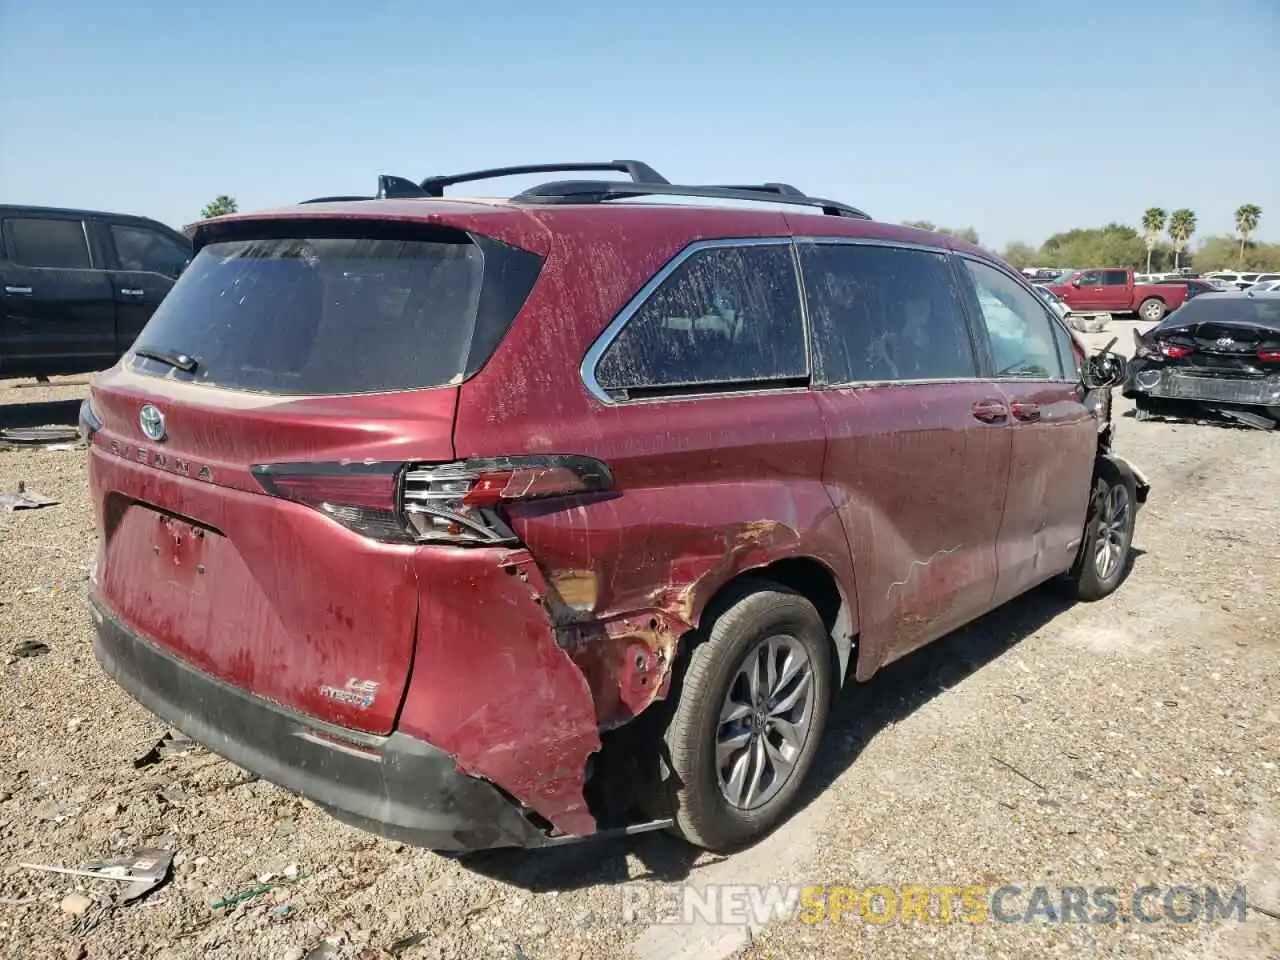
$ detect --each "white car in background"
[1206,271,1265,290]
[1247,278,1280,293]
[1032,283,1071,319]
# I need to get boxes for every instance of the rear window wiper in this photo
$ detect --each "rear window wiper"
[134,347,198,373]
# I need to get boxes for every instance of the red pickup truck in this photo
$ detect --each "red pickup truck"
[1045,268,1189,323]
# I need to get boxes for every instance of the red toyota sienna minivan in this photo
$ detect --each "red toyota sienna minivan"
[83,162,1148,853]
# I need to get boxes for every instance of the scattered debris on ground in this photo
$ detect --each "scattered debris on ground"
[0,480,58,511]
[133,731,198,769]
[0,426,82,446]
[10,640,50,659]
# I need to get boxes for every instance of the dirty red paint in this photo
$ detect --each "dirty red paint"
[87,196,1104,844]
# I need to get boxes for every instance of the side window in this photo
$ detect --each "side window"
[1076,270,1104,287]
[961,259,1066,380]
[1104,270,1129,285]
[1048,317,1083,381]
[800,243,977,383]
[594,244,806,396]
[111,224,189,279]
[4,218,92,269]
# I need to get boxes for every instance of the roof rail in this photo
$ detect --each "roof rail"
[512,180,872,219]
[419,161,668,196]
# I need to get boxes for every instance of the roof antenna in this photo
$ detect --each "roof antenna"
[377,174,428,199]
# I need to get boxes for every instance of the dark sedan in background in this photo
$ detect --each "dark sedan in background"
[1125,291,1280,429]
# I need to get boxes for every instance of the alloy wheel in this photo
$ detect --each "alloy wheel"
[1093,484,1131,581]
[715,634,815,810]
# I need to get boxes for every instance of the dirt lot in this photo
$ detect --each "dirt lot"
[2,330,1278,960]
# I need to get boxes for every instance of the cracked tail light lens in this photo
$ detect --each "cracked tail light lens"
[253,456,613,546]
[402,456,612,544]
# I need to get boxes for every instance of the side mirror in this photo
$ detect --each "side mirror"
[1081,339,1127,389]
[1071,278,1082,288]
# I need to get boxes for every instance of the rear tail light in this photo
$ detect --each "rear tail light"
[1158,341,1193,359]
[403,456,612,543]
[251,462,406,542]
[1258,348,1280,362]
[251,455,613,545]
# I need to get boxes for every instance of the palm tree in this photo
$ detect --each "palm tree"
[1141,207,1166,274]
[1235,204,1262,268]
[1168,209,1197,270]
[201,195,239,219]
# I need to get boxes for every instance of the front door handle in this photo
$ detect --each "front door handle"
[1010,400,1041,422]
[971,398,1008,423]
[4,285,33,295]
[120,288,145,297]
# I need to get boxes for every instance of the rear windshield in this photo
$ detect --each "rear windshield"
[1158,295,1280,332]
[129,224,542,395]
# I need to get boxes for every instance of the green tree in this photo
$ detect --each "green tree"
[1001,241,1038,270]
[1168,209,1196,269]
[1196,234,1280,272]
[1141,207,1166,275]
[1234,204,1262,268]
[938,226,981,245]
[900,221,980,245]
[1039,223,1146,270]
[201,195,239,219]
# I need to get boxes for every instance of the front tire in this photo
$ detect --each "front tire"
[1065,460,1137,601]
[1138,298,1166,323]
[654,581,833,851]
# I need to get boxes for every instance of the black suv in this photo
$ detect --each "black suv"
[1,205,192,379]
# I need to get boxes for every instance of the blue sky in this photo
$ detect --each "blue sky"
[1,0,1276,249]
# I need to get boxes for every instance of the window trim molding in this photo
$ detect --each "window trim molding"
[579,236,806,406]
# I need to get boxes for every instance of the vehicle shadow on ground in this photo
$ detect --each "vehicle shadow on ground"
[457,567,1145,893]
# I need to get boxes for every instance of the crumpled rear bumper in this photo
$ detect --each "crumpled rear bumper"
[1124,364,1280,407]
[90,596,552,851]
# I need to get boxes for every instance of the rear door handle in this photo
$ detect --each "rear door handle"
[1010,400,1042,422]
[971,398,1008,423]
[120,288,145,297]
[4,285,33,296]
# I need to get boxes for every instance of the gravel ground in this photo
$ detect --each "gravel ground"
[1,326,1277,960]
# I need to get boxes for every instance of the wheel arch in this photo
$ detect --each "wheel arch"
[693,556,857,688]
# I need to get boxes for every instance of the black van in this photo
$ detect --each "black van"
[1,205,191,379]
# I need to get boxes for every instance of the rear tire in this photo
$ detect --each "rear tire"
[653,581,833,851]
[1064,460,1137,602]
[1138,298,1166,323]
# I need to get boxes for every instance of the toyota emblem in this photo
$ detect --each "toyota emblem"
[139,404,166,442]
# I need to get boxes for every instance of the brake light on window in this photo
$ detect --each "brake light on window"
[1159,341,1193,359]
[251,456,613,545]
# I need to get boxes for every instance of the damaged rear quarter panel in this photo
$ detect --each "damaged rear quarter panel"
[490,387,860,732]
[396,547,601,838]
